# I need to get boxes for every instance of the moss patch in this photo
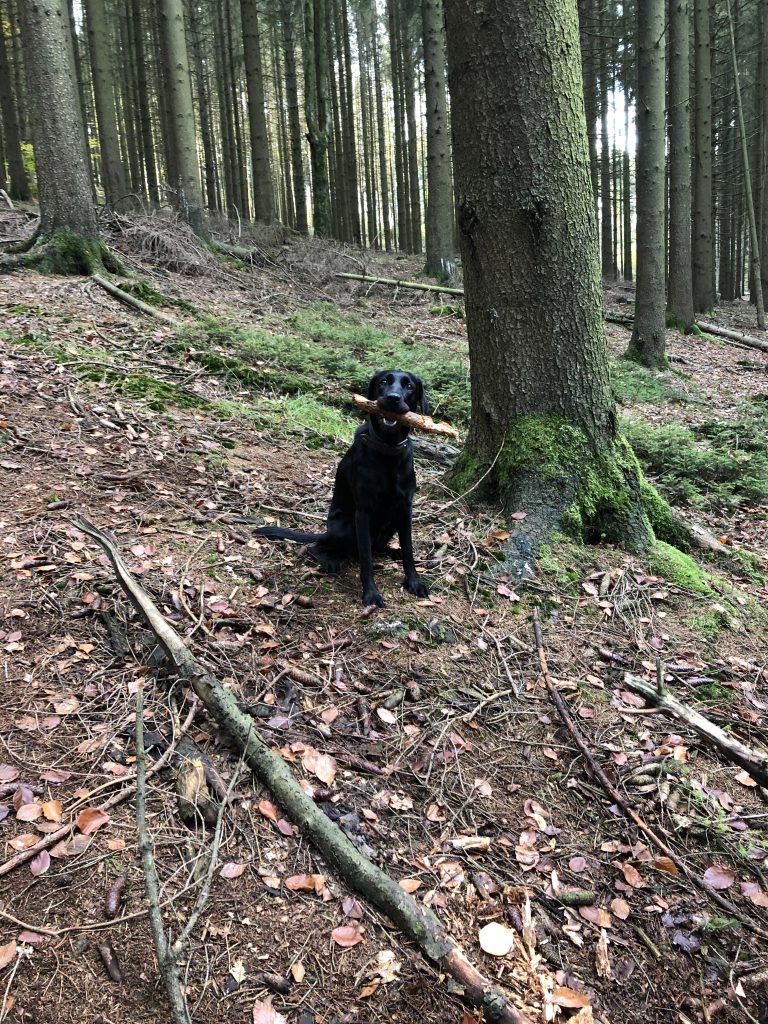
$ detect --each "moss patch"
[33,228,121,276]
[648,541,712,594]
[611,358,690,406]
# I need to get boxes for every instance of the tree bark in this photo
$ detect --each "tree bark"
[84,0,129,206]
[281,0,309,234]
[19,0,98,245]
[402,15,422,255]
[444,0,652,563]
[667,0,695,330]
[693,0,715,312]
[422,0,454,277]
[372,7,393,250]
[626,0,667,367]
[241,0,275,223]
[598,0,614,278]
[189,0,219,213]
[305,0,332,236]
[0,0,29,200]
[158,0,205,235]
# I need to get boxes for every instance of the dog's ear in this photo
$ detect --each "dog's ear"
[367,371,385,400]
[411,375,430,415]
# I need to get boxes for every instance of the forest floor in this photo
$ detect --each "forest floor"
[1,208,767,1024]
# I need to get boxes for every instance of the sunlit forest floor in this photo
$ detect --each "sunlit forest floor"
[1,208,767,1024]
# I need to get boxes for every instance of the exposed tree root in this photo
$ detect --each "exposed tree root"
[75,515,535,1024]
[532,609,768,940]
[623,673,768,789]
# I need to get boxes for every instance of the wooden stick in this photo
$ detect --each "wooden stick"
[75,515,533,1024]
[351,394,460,440]
[92,273,179,326]
[336,271,465,296]
[623,673,768,789]
[531,609,768,939]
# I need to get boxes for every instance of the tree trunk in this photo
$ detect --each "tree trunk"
[760,0,768,300]
[402,20,422,255]
[626,0,667,368]
[388,0,408,249]
[272,26,295,227]
[373,7,393,250]
[16,0,107,272]
[117,4,143,197]
[667,0,695,330]
[693,0,715,312]
[444,0,652,564]
[0,0,29,201]
[215,1,237,219]
[305,0,332,236]
[725,0,766,328]
[159,0,205,235]
[189,0,219,213]
[422,0,454,277]
[241,0,274,223]
[226,0,250,222]
[622,2,633,281]
[84,0,129,206]
[577,0,599,214]
[281,0,309,234]
[599,0,614,278]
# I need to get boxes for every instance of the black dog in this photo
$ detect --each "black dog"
[255,370,430,607]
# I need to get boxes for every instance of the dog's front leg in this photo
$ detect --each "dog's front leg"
[356,509,384,606]
[398,505,429,598]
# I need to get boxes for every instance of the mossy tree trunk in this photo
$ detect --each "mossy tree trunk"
[12,0,112,274]
[443,0,653,567]
[625,0,667,368]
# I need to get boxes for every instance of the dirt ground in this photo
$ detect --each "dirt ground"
[1,211,768,1024]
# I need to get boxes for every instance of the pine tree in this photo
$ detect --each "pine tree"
[422,0,454,276]
[241,0,275,222]
[693,0,715,312]
[0,0,30,201]
[667,0,694,330]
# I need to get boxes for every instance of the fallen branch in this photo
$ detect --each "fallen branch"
[336,271,464,296]
[0,701,196,878]
[76,515,534,1024]
[531,609,768,939]
[697,320,768,353]
[622,673,768,789]
[352,394,460,441]
[92,273,179,326]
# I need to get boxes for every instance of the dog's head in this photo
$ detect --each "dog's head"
[367,370,430,441]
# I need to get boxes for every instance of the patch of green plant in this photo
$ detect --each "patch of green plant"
[702,916,742,934]
[648,540,712,594]
[696,681,733,702]
[428,304,463,319]
[623,406,768,510]
[682,612,723,643]
[610,357,690,406]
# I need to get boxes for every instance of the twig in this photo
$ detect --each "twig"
[135,682,190,1024]
[76,515,534,1024]
[531,609,768,939]
[351,394,460,440]
[335,271,465,296]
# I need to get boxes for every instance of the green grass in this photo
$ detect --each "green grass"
[610,357,690,406]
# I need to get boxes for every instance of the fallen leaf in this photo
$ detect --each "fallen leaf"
[8,833,39,852]
[285,874,325,892]
[478,921,516,957]
[342,895,363,918]
[40,769,71,784]
[16,802,42,822]
[258,799,279,822]
[741,882,768,908]
[220,862,248,879]
[331,924,365,947]
[0,765,20,783]
[620,862,645,888]
[552,987,590,1009]
[252,997,287,1024]
[578,906,612,929]
[610,898,630,920]
[0,942,16,971]
[653,856,679,876]
[734,770,757,787]
[703,865,735,890]
[76,807,110,834]
[41,800,62,822]
[30,850,51,876]
[290,961,305,983]
[376,707,397,725]
[569,856,587,873]
[398,878,422,893]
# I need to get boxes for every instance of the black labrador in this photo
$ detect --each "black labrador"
[255,370,430,607]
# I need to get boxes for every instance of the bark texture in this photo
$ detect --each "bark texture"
[84,0,128,206]
[443,0,651,563]
[422,0,455,277]
[667,0,695,330]
[241,0,275,222]
[305,0,332,235]
[693,0,715,312]
[20,0,98,242]
[626,0,667,367]
[159,0,205,235]
[0,0,29,201]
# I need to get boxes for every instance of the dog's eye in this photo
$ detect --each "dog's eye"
[404,382,413,391]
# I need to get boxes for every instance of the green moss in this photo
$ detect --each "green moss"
[638,478,691,548]
[610,357,690,406]
[683,612,723,643]
[648,540,712,594]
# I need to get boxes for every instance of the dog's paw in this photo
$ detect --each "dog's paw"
[405,575,429,598]
[362,587,385,608]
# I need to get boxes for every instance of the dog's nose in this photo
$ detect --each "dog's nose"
[381,392,404,410]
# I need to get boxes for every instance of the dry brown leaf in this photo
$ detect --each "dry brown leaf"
[220,862,248,879]
[610,898,630,920]
[0,765,20,783]
[734,770,757,787]
[290,961,305,983]
[258,799,279,822]
[741,882,768,908]
[332,924,365,947]
[8,833,39,852]
[76,807,110,835]
[285,873,325,892]
[620,862,645,888]
[578,906,612,929]
[41,800,62,822]
[653,856,679,875]
[29,850,50,876]
[0,942,16,971]
[478,921,516,957]
[552,987,590,1008]
[398,878,422,893]
[16,802,42,822]
[376,707,397,725]
[704,864,735,890]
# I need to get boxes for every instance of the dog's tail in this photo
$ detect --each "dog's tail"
[255,526,325,543]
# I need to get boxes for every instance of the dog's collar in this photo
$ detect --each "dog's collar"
[362,419,410,456]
